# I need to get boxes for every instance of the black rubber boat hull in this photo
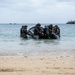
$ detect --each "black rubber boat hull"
[20,27,60,39]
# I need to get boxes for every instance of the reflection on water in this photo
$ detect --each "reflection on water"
[43,39,60,45]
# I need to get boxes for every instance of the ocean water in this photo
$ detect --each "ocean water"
[0,23,75,56]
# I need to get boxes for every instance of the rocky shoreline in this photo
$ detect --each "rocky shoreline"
[66,20,75,24]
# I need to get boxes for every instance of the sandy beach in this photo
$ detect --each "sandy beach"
[0,56,75,75]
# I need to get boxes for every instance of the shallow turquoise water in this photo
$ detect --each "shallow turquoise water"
[0,23,75,56]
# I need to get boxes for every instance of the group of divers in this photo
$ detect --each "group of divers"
[20,23,60,39]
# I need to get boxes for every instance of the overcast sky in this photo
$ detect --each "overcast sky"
[0,0,75,23]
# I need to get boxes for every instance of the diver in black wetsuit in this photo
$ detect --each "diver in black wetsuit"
[34,23,44,39]
[53,25,60,37]
[47,24,53,38]
[20,25,28,38]
[43,26,50,39]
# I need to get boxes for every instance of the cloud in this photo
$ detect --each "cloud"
[0,0,75,12]
[0,0,75,23]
